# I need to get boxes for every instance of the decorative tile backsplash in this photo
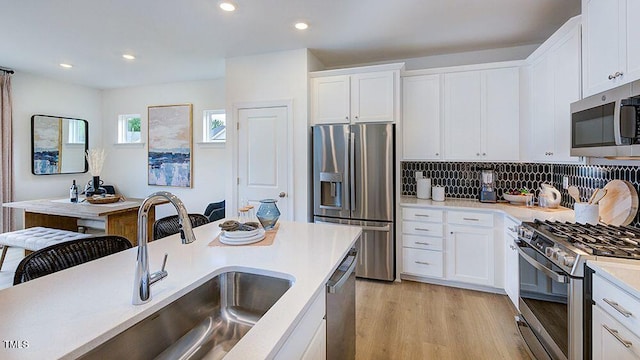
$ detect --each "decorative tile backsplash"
[401,161,640,226]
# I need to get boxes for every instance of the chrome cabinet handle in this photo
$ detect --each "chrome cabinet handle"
[435,153,439,156]
[476,153,480,156]
[345,116,349,120]
[508,226,517,232]
[482,153,486,156]
[415,261,430,265]
[603,298,633,318]
[414,241,430,245]
[414,214,430,217]
[414,227,430,232]
[463,217,479,221]
[609,71,624,80]
[603,324,633,348]
[609,73,616,80]
[278,192,286,198]
[509,245,517,250]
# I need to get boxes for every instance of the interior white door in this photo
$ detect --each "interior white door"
[238,106,290,220]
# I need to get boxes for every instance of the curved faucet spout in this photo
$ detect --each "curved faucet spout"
[133,191,196,305]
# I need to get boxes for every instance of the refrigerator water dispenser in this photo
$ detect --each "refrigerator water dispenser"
[320,172,343,209]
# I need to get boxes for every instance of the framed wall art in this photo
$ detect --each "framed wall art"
[147,104,193,187]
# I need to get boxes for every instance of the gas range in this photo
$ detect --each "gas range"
[518,219,640,277]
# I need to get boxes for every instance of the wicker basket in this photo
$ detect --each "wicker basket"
[86,195,123,204]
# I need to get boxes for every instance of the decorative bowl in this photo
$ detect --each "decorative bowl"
[502,194,528,204]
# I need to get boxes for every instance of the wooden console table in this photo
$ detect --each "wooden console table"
[3,198,165,246]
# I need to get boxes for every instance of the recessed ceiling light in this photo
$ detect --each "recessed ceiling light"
[59,63,73,68]
[219,2,236,11]
[295,22,309,30]
[122,54,136,60]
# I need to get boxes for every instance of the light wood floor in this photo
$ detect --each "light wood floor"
[356,279,531,360]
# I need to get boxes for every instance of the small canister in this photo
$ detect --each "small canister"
[432,186,445,202]
[417,178,431,199]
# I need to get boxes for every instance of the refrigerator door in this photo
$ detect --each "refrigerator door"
[351,123,394,222]
[315,216,395,281]
[313,125,351,219]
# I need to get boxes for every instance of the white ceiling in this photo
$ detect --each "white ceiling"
[0,0,580,89]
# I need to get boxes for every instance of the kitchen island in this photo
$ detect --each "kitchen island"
[0,221,361,359]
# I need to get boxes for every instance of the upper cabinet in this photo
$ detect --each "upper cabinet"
[523,16,582,163]
[582,0,640,97]
[310,64,402,125]
[402,63,520,162]
[402,74,442,160]
[443,67,520,161]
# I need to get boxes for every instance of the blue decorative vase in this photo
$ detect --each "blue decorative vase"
[256,199,280,230]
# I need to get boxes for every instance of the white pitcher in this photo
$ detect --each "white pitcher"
[539,183,561,208]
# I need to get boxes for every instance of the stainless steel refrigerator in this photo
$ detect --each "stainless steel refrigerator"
[313,123,395,281]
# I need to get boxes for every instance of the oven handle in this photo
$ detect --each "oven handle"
[516,245,569,284]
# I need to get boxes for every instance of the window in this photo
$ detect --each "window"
[67,119,86,144]
[117,114,141,143]
[203,110,226,143]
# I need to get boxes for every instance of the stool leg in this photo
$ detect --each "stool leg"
[0,246,8,271]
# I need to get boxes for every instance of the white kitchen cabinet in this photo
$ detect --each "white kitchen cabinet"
[301,319,326,360]
[275,289,325,359]
[310,65,401,125]
[504,216,521,309]
[591,271,640,359]
[310,75,350,124]
[525,16,582,163]
[443,67,519,161]
[400,207,445,279]
[582,0,640,97]
[402,74,442,160]
[446,210,495,287]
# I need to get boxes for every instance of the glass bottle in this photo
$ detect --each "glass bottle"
[70,180,78,203]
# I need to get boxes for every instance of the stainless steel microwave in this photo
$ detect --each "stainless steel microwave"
[570,82,640,158]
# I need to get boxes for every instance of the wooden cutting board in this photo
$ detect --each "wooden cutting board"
[599,180,639,226]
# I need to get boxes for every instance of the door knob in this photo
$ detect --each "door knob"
[279,192,286,198]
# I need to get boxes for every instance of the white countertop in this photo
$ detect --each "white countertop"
[0,221,361,360]
[587,260,640,300]
[400,196,576,223]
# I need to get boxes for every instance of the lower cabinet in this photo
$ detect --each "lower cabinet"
[446,224,494,286]
[275,289,326,359]
[592,305,640,359]
[403,247,444,278]
[504,217,521,309]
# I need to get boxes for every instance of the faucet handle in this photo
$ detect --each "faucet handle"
[149,253,169,285]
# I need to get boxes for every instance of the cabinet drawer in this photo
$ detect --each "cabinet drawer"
[593,305,640,359]
[402,248,444,278]
[402,207,443,222]
[447,211,493,227]
[593,273,640,336]
[402,234,443,251]
[402,221,443,237]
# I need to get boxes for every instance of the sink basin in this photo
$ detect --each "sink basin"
[80,271,293,360]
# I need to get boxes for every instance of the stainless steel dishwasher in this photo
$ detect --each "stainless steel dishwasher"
[326,247,358,360]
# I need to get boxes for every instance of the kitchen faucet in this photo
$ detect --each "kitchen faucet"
[132,191,196,305]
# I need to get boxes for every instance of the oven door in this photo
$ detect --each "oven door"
[516,241,582,360]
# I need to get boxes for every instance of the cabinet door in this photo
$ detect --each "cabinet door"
[483,67,519,161]
[351,71,395,123]
[529,56,555,161]
[443,71,482,160]
[504,230,519,309]
[311,75,350,124]
[592,305,640,360]
[551,23,582,163]
[301,319,326,360]
[582,0,625,96]
[625,0,640,84]
[446,224,494,286]
[402,75,442,160]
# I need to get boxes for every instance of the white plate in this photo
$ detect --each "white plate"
[223,227,260,238]
[220,229,265,245]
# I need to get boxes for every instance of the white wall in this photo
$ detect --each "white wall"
[101,79,226,218]
[225,49,311,222]
[11,72,102,227]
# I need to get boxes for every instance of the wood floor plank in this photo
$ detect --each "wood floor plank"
[356,279,531,360]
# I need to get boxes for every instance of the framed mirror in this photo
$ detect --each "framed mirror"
[31,114,88,175]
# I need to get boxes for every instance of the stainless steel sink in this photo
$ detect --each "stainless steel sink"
[80,271,292,360]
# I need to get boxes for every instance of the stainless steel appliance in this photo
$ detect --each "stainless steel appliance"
[326,247,358,360]
[515,220,640,360]
[479,169,497,203]
[313,123,395,281]
[570,80,640,158]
